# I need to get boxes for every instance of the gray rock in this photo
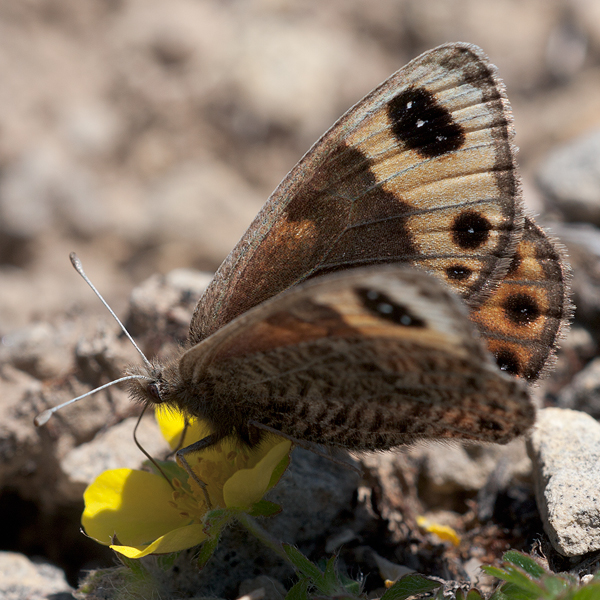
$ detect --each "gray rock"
[527,407,600,556]
[557,356,600,419]
[0,551,73,600]
[238,575,286,600]
[543,223,600,331]
[127,268,213,346]
[537,129,600,225]
[409,439,531,494]
[1,321,77,381]
[60,415,167,502]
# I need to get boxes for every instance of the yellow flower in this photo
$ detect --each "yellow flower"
[82,409,292,558]
[416,515,461,547]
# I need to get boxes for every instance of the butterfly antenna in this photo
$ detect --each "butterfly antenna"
[34,374,151,427]
[34,253,155,427]
[69,252,153,371]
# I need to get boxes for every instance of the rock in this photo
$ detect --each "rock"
[238,575,286,600]
[126,268,213,351]
[0,365,45,496]
[546,223,600,333]
[546,326,597,396]
[557,356,600,419]
[527,407,600,556]
[0,551,73,600]
[537,129,600,225]
[1,321,77,381]
[266,448,360,550]
[410,439,531,496]
[147,159,265,268]
[59,415,167,502]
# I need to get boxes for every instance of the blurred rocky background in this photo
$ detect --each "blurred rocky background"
[2,1,600,598]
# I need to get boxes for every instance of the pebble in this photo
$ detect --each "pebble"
[537,129,600,225]
[527,407,600,557]
[0,551,73,600]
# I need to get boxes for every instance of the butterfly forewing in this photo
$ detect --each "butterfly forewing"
[190,43,523,344]
[179,267,532,448]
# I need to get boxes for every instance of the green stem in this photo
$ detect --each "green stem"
[236,512,290,565]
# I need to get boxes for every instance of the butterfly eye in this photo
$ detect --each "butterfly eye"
[147,383,163,403]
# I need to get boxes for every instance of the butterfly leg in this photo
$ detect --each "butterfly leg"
[176,433,222,509]
[248,420,362,475]
[167,417,190,458]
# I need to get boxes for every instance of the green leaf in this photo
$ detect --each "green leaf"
[248,500,282,518]
[157,551,181,570]
[488,587,509,600]
[338,571,362,596]
[503,552,546,580]
[203,507,236,537]
[496,581,541,600]
[283,544,325,587]
[466,589,484,600]
[380,573,442,600]
[144,458,188,485]
[285,578,310,600]
[483,566,509,579]
[499,566,548,598]
[196,534,220,568]
[434,587,446,600]
[542,575,570,597]
[114,552,147,577]
[572,583,600,600]
[322,555,340,593]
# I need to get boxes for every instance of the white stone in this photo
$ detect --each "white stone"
[527,407,600,556]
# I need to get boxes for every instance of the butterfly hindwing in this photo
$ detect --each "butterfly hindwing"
[190,43,523,344]
[470,217,573,381]
[179,267,532,448]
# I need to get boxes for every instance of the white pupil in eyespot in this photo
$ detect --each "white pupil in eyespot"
[377,302,393,314]
[366,290,379,300]
[400,315,412,326]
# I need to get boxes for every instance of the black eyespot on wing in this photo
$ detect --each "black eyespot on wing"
[452,211,492,250]
[445,264,472,281]
[388,87,465,158]
[502,293,541,326]
[495,349,521,376]
[356,287,425,327]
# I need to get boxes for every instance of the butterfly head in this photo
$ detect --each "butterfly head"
[127,359,181,409]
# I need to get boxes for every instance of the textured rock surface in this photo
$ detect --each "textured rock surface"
[557,356,600,419]
[538,129,600,225]
[528,408,600,557]
[0,552,73,600]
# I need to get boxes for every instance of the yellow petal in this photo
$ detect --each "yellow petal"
[223,441,291,509]
[111,523,207,558]
[82,469,187,546]
[155,408,212,450]
[416,516,461,546]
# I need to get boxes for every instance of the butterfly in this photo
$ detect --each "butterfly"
[63,43,575,483]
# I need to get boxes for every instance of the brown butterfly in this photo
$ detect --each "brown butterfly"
[40,43,572,487]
